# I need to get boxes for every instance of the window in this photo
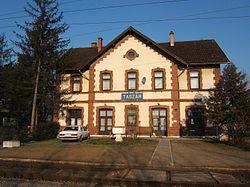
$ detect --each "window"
[102,73,111,91]
[127,107,137,126]
[154,71,164,89]
[69,109,82,126]
[71,75,81,92]
[124,49,139,61]
[99,109,113,134]
[127,72,137,90]
[190,71,200,89]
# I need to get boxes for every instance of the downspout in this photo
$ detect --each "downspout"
[177,64,188,136]
[79,70,89,81]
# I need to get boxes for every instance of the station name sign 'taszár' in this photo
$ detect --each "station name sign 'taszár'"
[121,92,143,101]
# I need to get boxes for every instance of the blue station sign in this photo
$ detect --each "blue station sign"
[121,92,143,101]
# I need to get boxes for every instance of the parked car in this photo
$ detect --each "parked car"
[57,126,89,141]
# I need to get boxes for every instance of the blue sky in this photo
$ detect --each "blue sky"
[0,0,250,77]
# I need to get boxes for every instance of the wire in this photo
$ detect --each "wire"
[0,0,189,21]
[61,0,84,5]
[68,15,250,26]
[68,15,250,38]
[2,14,250,29]
[1,2,250,28]
[0,15,28,21]
[64,0,189,13]
[0,0,84,17]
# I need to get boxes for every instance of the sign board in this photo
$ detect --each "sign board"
[112,127,125,134]
[121,92,143,101]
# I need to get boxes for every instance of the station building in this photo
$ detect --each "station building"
[57,27,230,137]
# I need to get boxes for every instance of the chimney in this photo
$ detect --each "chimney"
[169,31,174,46]
[98,37,103,52]
[91,42,97,48]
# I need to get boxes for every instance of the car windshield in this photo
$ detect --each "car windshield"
[64,126,78,131]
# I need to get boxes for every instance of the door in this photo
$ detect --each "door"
[187,108,205,136]
[99,109,113,135]
[152,108,167,136]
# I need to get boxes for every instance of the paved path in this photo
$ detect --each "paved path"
[148,139,174,167]
[148,138,250,169]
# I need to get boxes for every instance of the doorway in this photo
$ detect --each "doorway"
[187,108,205,136]
[152,108,167,136]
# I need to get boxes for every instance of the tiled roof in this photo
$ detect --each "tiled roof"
[159,40,230,65]
[63,27,230,72]
[63,47,98,71]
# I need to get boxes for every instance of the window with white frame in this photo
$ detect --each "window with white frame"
[71,76,81,92]
[190,71,200,89]
[102,73,111,91]
[127,107,137,126]
[154,71,164,89]
[127,72,137,90]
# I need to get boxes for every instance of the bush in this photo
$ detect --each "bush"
[0,126,32,144]
[32,122,60,141]
[0,127,20,144]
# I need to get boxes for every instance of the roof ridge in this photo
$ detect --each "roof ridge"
[158,39,216,44]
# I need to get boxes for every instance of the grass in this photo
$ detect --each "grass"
[82,137,158,146]
[23,139,61,146]
[21,137,158,147]
[206,140,250,151]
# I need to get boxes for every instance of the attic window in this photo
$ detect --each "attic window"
[123,49,139,61]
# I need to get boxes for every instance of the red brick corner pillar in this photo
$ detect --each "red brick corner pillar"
[88,64,98,135]
[169,63,180,136]
[213,66,221,86]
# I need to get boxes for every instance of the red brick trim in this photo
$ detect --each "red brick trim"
[151,67,166,91]
[53,109,59,123]
[66,107,84,126]
[96,105,115,135]
[88,35,131,135]
[88,64,96,134]
[187,69,203,90]
[170,62,180,136]
[213,67,221,86]
[125,69,139,91]
[72,88,214,94]
[124,104,139,134]
[99,70,113,91]
[123,48,139,61]
[149,105,170,136]
[72,98,197,104]
[138,127,152,136]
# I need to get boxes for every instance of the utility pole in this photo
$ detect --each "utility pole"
[30,58,41,133]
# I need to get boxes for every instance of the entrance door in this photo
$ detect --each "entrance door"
[99,109,113,135]
[152,108,167,136]
[187,108,205,136]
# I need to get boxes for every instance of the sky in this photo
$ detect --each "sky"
[0,0,250,78]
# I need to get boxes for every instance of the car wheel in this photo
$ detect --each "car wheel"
[78,136,83,142]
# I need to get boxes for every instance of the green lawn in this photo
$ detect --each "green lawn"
[22,137,158,147]
[0,137,158,165]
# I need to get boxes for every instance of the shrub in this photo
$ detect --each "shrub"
[0,127,19,144]
[32,122,60,141]
[0,126,32,144]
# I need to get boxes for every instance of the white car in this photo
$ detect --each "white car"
[58,126,89,141]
